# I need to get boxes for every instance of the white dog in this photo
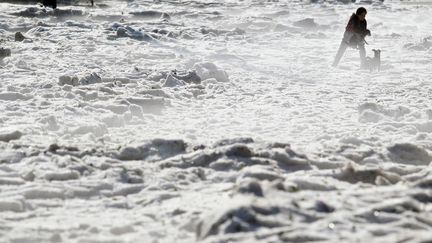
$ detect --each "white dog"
[364,49,381,72]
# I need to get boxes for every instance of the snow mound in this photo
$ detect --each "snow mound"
[404,36,432,51]
[0,131,23,142]
[193,62,229,82]
[116,139,187,161]
[0,48,11,58]
[11,6,83,18]
[130,10,170,20]
[59,73,102,86]
[387,143,432,165]
[197,201,290,239]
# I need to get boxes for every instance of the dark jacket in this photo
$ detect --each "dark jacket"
[344,14,370,47]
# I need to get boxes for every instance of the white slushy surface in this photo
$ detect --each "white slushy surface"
[0,0,432,242]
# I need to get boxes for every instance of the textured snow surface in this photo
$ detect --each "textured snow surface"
[1,0,432,242]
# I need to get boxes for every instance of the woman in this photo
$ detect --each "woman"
[332,7,371,68]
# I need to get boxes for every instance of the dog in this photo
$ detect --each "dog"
[363,49,381,72]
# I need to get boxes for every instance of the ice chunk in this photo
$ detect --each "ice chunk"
[0,131,23,142]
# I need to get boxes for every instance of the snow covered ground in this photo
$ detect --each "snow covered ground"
[1,0,432,242]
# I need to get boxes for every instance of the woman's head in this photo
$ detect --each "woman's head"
[356,7,367,20]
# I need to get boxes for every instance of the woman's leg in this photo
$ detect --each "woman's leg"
[332,41,348,67]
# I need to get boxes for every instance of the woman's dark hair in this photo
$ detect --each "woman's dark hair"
[356,7,367,15]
